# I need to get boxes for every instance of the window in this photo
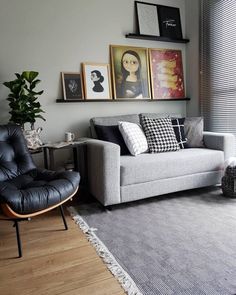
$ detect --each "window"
[200,0,236,135]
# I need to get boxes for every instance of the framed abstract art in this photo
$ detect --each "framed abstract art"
[61,72,84,100]
[149,48,185,99]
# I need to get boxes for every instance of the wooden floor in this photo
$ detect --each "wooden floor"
[0,204,125,295]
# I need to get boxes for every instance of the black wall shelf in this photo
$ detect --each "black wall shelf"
[126,33,189,44]
[56,98,190,103]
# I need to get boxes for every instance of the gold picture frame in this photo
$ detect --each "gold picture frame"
[110,45,151,99]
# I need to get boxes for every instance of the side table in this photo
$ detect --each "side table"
[42,138,90,170]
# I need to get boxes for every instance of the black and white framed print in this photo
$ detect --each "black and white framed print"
[61,72,84,100]
[157,5,182,39]
[135,1,160,36]
[82,63,112,100]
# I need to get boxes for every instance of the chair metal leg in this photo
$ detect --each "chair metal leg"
[13,220,22,258]
[59,205,68,230]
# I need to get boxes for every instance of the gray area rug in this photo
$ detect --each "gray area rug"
[70,187,236,295]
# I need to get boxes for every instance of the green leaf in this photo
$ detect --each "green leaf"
[22,71,39,83]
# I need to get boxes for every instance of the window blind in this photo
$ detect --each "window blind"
[200,0,236,135]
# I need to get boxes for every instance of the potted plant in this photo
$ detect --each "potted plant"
[4,71,46,149]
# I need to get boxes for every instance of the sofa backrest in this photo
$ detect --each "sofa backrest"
[140,113,181,119]
[90,114,140,138]
[90,113,182,138]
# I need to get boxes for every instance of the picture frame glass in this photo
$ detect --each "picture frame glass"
[135,1,159,36]
[149,49,185,99]
[83,64,111,99]
[110,45,151,99]
[62,73,83,100]
[158,5,182,39]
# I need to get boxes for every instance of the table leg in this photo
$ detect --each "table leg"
[43,147,49,169]
[49,149,55,170]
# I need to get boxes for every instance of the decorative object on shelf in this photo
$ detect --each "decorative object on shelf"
[65,132,75,142]
[3,71,45,149]
[157,5,182,39]
[82,63,112,100]
[61,72,84,100]
[149,48,185,99]
[135,1,159,36]
[24,127,43,150]
[110,45,151,100]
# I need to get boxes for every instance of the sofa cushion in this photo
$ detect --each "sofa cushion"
[171,118,187,149]
[184,117,205,148]
[94,125,129,155]
[120,148,224,186]
[118,121,148,156]
[141,116,180,153]
[90,114,140,138]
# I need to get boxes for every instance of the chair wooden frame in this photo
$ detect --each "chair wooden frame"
[1,186,78,258]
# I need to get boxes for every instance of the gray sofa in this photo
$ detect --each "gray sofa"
[86,114,235,206]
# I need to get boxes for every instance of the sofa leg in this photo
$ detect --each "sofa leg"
[59,205,68,230]
[13,220,22,258]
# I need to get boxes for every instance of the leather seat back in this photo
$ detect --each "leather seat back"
[0,125,36,181]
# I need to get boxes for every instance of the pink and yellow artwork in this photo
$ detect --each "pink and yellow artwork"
[149,49,185,99]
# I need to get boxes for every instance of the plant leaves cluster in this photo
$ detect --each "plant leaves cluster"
[3,71,45,129]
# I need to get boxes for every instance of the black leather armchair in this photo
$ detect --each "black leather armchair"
[0,125,80,257]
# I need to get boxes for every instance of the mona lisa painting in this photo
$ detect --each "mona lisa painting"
[110,45,151,99]
[149,48,185,99]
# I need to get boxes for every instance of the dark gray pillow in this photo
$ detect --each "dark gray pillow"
[184,117,205,148]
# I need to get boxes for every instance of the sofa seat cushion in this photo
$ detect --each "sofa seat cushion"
[120,148,224,186]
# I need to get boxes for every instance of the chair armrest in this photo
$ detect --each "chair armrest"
[203,131,235,160]
[86,139,121,206]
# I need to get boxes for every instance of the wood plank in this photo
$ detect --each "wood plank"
[0,207,124,295]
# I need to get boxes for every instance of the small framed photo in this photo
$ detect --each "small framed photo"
[110,45,151,99]
[157,5,182,39]
[82,63,112,100]
[61,72,84,100]
[135,1,160,36]
[149,48,185,99]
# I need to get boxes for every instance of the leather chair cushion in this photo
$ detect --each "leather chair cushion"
[0,169,80,214]
[0,125,36,181]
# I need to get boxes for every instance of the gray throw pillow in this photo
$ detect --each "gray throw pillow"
[184,117,205,148]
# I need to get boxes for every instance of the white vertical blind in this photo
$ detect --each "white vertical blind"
[200,0,236,134]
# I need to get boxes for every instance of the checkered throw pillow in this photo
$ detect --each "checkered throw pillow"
[171,118,187,149]
[141,116,180,153]
[118,121,148,156]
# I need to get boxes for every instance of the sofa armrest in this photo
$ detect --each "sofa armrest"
[86,139,120,206]
[203,131,235,160]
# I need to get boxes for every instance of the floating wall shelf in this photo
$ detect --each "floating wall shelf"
[56,98,190,103]
[125,33,190,44]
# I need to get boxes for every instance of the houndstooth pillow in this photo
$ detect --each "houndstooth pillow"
[118,121,148,156]
[141,116,180,153]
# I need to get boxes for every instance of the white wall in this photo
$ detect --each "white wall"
[0,0,188,144]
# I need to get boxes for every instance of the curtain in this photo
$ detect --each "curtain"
[200,0,236,135]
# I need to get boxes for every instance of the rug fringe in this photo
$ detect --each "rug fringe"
[68,206,143,295]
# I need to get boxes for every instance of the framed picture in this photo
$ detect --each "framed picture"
[61,72,84,100]
[82,63,112,100]
[157,5,182,39]
[149,48,185,99]
[135,1,160,36]
[110,45,151,99]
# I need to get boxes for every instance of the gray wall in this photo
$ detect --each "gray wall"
[0,0,188,145]
[185,0,200,116]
